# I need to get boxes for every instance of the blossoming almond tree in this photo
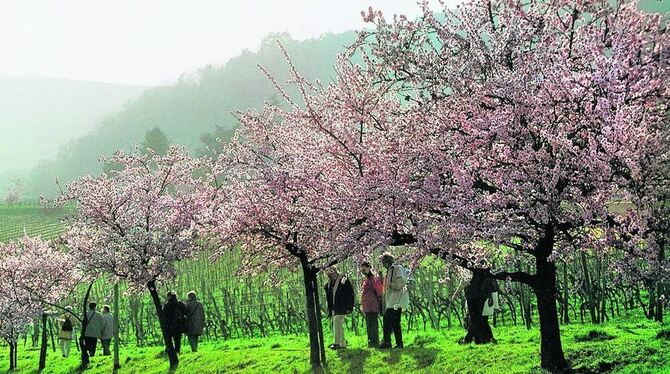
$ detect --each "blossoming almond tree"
[351,0,669,371]
[0,288,33,370]
[58,147,204,368]
[0,236,79,371]
[203,113,342,368]
[198,42,403,368]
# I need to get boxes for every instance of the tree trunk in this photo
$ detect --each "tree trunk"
[13,340,17,371]
[655,244,665,322]
[146,280,179,368]
[311,274,327,363]
[8,341,15,371]
[300,260,325,368]
[114,282,121,369]
[561,262,570,324]
[38,312,48,371]
[535,255,570,373]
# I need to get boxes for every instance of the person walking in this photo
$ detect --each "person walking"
[379,252,409,349]
[360,261,383,347]
[100,305,114,356]
[58,306,77,358]
[84,302,103,357]
[163,291,187,354]
[324,266,354,350]
[184,291,205,352]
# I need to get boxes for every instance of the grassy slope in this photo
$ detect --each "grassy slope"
[4,316,670,374]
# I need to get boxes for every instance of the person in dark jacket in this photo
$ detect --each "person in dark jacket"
[324,266,354,349]
[184,291,205,352]
[360,262,383,347]
[162,291,187,354]
[461,270,498,344]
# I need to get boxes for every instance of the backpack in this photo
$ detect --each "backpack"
[62,316,73,332]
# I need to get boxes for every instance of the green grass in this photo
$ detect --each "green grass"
[3,316,670,373]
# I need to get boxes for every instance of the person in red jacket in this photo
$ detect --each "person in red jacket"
[360,261,384,347]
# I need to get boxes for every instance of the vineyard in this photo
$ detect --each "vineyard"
[0,203,65,243]
[1,204,669,373]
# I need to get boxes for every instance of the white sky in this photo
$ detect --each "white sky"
[1,0,463,86]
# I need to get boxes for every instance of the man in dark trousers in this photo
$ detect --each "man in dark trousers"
[84,302,103,357]
[379,252,409,349]
[162,291,187,354]
[360,261,383,347]
[461,269,498,344]
[185,291,205,352]
[324,266,354,349]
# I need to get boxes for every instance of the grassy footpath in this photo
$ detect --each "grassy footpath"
[3,316,670,373]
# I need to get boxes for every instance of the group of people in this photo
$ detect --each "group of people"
[57,256,498,356]
[57,291,205,359]
[324,252,501,350]
[324,252,410,350]
[162,290,206,353]
[57,303,115,358]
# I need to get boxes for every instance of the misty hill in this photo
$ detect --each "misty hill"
[22,32,356,198]
[0,76,145,195]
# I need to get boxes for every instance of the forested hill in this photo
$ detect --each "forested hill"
[22,32,355,199]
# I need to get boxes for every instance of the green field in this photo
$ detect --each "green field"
[2,316,670,373]
[0,204,65,243]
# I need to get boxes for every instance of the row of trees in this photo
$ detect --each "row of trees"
[0,1,666,373]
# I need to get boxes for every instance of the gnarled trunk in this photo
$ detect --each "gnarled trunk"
[8,340,16,370]
[535,254,570,373]
[311,273,327,363]
[147,280,179,368]
[300,259,326,368]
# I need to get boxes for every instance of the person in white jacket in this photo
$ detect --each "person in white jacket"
[379,252,409,349]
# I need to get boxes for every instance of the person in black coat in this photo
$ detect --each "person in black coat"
[324,266,354,349]
[461,270,498,344]
[162,291,187,353]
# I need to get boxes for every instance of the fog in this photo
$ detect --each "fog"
[2,0,452,86]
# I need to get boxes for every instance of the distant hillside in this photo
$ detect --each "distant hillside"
[23,32,356,198]
[0,76,145,196]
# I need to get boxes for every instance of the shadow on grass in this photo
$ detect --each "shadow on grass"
[382,347,439,369]
[336,348,371,374]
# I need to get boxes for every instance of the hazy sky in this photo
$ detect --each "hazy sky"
[2,0,462,86]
